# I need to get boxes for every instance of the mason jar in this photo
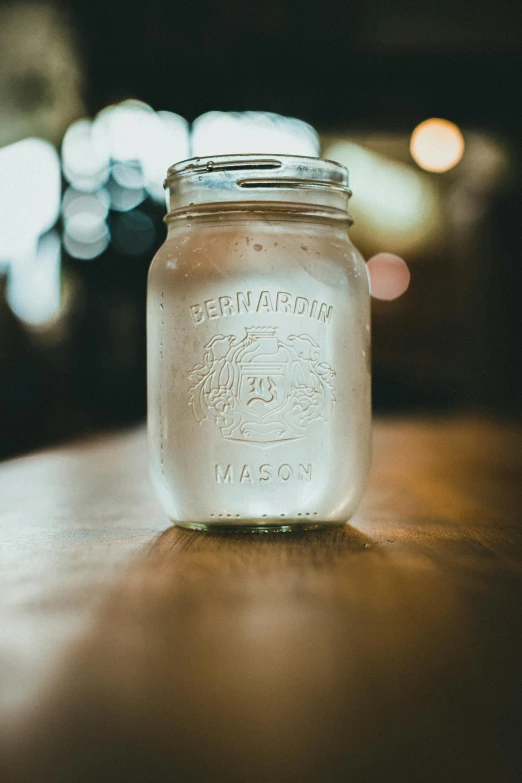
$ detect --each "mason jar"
[147,154,371,531]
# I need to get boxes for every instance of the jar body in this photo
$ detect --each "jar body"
[147,213,370,530]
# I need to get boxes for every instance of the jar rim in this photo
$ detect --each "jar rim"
[164,154,351,214]
[166,153,349,187]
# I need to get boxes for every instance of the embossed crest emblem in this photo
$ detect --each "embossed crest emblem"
[188,327,336,443]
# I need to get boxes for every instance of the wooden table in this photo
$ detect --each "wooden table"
[1,418,521,782]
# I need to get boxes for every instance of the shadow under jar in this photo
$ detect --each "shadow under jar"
[147,154,371,531]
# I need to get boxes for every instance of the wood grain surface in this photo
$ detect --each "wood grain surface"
[0,417,521,782]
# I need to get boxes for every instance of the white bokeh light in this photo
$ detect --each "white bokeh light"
[94,100,158,163]
[0,138,62,325]
[65,212,107,245]
[7,231,62,326]
[106,179,145,212]
[63,225,110,260]
[62,188,110,260]
[142,111,190,201]
[0,138,61,259]
[61,119,111,192]
[62,188,110,222]
[112,161,145,190]
[191,111,320,158]
[91,102,190,203]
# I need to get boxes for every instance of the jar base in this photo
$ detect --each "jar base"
[171,520,346,534]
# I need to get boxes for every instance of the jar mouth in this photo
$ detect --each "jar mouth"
[164,153,351,215]
[166,153,349,186]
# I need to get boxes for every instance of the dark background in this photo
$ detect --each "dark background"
[1,0,521,460]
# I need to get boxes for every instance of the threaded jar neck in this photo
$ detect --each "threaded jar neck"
[164,154,352,222]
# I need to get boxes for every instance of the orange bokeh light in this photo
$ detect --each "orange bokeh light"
[410,118,464,173]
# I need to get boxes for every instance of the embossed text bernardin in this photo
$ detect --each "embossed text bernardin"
[189,291,333,325]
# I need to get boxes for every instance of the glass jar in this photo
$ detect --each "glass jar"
[147,154,370,531]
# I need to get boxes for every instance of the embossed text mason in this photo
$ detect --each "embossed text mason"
[147,154,371,530]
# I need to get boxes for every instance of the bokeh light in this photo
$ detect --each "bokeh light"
[62,188,110,221]
[191,111,320,157]
[95,101,158,163]
[62,188,110,260]
[93,101,189,202]
[7,231,61,326]
[410,118,465,173]
[106,179,146,213]
[60,100,187,258]
[324,140,439,254]
[63,226,110,261]
[366,253,411,301]
[111,211,156,256]
[0,138,61,324]
[112,161,144,190]
[1,107,321,322]
[65,210,106,244]
[141,111,190,202]
[61,119,111,192]
[0,138,61,258]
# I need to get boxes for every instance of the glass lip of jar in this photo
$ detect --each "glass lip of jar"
[163,153,352,217]
[166,153,349,187]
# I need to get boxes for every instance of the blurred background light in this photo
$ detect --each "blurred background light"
[89,102,189,204]
[63,226,110,261]
[61,119,111,192]
[456,133,509,189]
[191,111,320,157]
[324,139,439,254]
[7,231,61,326]
[62,188,110,223]
[95,101,158,163]
[410,118,465,173]
[142,111,190,202]
[64,211,106,245]
[111,211,156,256]
[0,137,61,260]
[62,188,110,260]
[112,161,145,190]
[106,179,146,212]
